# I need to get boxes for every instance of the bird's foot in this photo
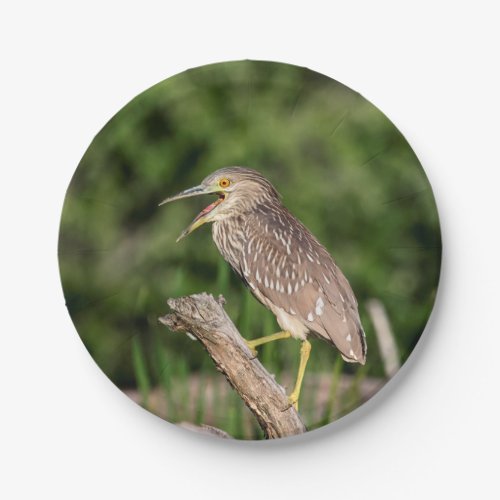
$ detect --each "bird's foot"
[287,392,299,412]
[244,340,258,357]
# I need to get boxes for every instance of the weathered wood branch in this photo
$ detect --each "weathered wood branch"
[159,293,306,439]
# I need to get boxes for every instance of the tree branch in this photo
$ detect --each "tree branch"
[159,293,306,439]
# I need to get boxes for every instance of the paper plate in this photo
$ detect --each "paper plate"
[59,60,441,440]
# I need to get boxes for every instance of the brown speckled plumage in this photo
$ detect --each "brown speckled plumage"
[207,167,366,363]
[200,167,366,364]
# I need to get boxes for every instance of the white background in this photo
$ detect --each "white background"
[1,1,499,498]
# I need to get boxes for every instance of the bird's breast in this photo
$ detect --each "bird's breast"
[212,220,247,274]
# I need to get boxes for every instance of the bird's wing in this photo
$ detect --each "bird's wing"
[242,211,366,364]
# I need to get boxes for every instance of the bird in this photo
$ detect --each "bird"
[160,166,366,410]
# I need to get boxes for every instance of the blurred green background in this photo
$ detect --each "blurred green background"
[59,60,441,439]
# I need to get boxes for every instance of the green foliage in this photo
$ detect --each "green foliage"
[58,61,441,437]
[131,336,151,407]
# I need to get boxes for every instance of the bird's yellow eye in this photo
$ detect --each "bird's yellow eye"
[219,178,231,188]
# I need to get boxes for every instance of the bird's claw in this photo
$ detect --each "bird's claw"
[287,393,299,412]
[244,340,258,358]
[280,398,299,413]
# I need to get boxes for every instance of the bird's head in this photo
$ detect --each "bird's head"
[160,166,280,242]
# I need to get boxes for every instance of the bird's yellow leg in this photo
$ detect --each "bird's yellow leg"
[245,331,291,354]
[288,340,312,411]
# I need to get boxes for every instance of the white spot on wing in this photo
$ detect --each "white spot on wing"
[287,283,292,294]
[315,297,324,315]
[307,312,314,322]
[346,333,352,342]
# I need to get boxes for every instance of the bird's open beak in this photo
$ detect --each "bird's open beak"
[159,184,224,242]
[158,185,208,205]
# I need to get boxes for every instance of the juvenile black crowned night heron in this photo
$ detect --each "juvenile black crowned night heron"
[160,167,366,410]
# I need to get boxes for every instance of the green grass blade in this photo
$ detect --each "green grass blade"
[322,356,344,425]
[131,336,151,408]
[152,335,177,422]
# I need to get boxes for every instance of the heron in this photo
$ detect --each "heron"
[160,167,366,410]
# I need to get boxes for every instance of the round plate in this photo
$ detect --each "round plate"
[59,60,441,440]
